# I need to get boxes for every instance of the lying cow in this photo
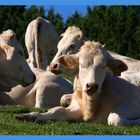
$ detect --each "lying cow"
[16,41,140,126]
[50,26,140,73]
[0,44,35,92]
[25,17,60,70]
[1,69,73,108]
[49,26,140,107]
[50,26,140,87]
[0,29,72,108]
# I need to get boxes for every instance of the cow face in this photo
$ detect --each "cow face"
[58,41,127,95]
[0,44,35,92]
[50,26,84,75]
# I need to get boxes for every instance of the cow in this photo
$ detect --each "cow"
[50,26,140,75]
[0,29,72,108]
[25,17,60,70]
[1,69,73,108]
[49,26,140,107]
[16,41,140,126]
[0,44,35,92]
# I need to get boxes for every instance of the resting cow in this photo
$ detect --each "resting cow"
[50,26,140,87]
[0,29,72,108]
[25,17,59,70]
[49,26,140,107]
[16,41,140,126]
[0,44,35,92]
[2,69,73,108]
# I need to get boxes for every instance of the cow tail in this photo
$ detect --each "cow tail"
[34,17,41,68]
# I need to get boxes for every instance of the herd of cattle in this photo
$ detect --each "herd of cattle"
[0,17,140,126]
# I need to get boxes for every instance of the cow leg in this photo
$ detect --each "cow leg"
[108,104,140,126]
[60,93,73,107]
[16,99,82,122]
[34,88,44,108]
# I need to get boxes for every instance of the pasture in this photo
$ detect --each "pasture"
[0,6,140,135]
[0,105,140,135]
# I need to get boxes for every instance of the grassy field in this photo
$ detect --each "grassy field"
[0,105,140,135]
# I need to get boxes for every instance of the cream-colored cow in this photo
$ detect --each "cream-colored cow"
[50,26,140,73]
[0,29,72,108]
[16,41,140,126]
[25,17,59,70]
[50,26,140,107]
[1,69,73,108]
[0,44,35,92]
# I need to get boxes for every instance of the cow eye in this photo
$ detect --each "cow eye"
[80,63,87,68]
[69,44,75,49]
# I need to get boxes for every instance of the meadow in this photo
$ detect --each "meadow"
[0,105,140,135]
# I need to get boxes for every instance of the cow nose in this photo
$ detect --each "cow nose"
[50,63,58,71]
[50,63,62,74]
[86,83,99,92]
[52,63,58,69]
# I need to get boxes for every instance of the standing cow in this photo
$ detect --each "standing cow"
[25,17,60,70]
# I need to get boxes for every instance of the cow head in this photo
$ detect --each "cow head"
[50,26,85,75]
[0,29,25,57]
[0,44,35,92]
[57,41,128,95]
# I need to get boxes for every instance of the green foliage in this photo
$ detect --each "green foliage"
[0,105,140,135]
[0,6,139,59]
[45,7,64,34]
[65,6,140,59]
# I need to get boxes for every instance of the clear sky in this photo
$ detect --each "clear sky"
[44,6,88,22]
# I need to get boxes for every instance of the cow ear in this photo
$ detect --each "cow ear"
[78,31,83,40]
[9,32,16,39]
[0,47,6,59]
[1,44,14,60]
[58,54,79,69]
[1,44,10,54]
[107,59,128,76]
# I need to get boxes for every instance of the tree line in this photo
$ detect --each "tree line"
[0,6,139,59]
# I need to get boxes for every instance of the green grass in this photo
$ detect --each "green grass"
[0,105,140,135]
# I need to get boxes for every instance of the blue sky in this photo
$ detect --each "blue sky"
[44,6,88,22]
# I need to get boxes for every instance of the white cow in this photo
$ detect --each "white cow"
[0,29,72,108]
[49,26,140,107]
[1,69,73,108]
[0,44,35,92]
[16,41,140,126]
[50,26,140,86]
[50,26,139,73]
[25,17,60,70]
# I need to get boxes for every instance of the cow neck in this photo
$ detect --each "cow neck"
[81,89,100,121]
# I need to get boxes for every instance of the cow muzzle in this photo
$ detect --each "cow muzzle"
[50,63,64,74]
[85,83,99,94]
